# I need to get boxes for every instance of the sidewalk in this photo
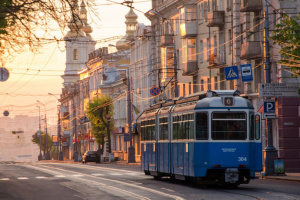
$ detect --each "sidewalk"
[40,160,300,182]
[262,173,300,182]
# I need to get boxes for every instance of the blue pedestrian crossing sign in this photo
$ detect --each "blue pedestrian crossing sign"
[225,66,239,80]
[240,64,253,82]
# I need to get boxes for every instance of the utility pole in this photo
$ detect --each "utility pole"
[73,95,78,162]
[45,111,50,160]
[36,106,42,161]
[263,0,277,175]
[127,69,135,163]
[37,100,50,160]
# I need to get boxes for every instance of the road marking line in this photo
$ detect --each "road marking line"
[54,175,66,178]
[36,176,47,179]
[72,174,84,177]
[109,173,122,176]
[91,174,104,176]
[0,178,9,181]
[17,177,28,180]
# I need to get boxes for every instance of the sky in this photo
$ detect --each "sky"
[0,0,151,125]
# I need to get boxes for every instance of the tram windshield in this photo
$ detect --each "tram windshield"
[211,112,247,140]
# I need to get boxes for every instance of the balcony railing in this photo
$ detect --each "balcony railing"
[208,52,226,68]
[207,11,225,27]
[240,41,262,60]
[240,0,262,12]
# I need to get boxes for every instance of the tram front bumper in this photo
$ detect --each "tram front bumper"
[225,168,239,183]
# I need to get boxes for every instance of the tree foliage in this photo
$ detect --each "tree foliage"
[31,131,56,159]
[86,95,114,154]
[0,0,97,65]
[269,14,300,76]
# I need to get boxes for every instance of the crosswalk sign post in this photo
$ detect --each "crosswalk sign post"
[225,66,239,80]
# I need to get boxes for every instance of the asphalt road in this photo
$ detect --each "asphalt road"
[1,161,300,200]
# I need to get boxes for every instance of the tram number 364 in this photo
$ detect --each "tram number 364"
[238,157,247,162]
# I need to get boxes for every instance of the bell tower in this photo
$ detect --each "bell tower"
[62,0,96,87]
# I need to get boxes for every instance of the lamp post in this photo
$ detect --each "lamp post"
[37,100,50,160]
[149,10,178,98]
[263,0,277,175]
[36,106,42,161]
[48,93,63,161]
[108,44,135,163]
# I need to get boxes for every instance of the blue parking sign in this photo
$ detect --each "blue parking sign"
[264,100,275,114]
[240,64,253,82]
[225,66,239,80]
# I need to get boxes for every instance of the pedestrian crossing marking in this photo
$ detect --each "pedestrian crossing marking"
[36,176,47,179]
[54,175,66,178]
[109,173,122,175]
[72,174,84,177]
[227,68,238,78]
[91,173,104,176]
[0,178,9,181]
[17,177,28,180]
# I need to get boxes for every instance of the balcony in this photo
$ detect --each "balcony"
[160,34,173,47]
[182,61,197,76]
[207,11,225,27]
[240,41,262,60]
[240,0,262,12]
[180,22,197,38]
[208,53,226,68]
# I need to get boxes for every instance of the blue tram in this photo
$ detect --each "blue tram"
[141,90,262,185]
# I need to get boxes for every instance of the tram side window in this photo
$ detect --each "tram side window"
[159,117,168,140]
[196,112,208,140]
[173,116,178,140]
[249,112,254,140]
[141,119,156,141]
[173,113,194,140]
[255,114,261,140]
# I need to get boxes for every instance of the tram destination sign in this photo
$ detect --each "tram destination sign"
[259,83,299,98]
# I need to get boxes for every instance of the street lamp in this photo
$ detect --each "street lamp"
[263,0,277,175]
[108,44,135,163]
[37,100,50,160]
[149,10,179,98]
[48,93,63,161]
[36,106,42,161]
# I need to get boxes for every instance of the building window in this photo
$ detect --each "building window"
[189,82,192,94]
[207,78,211,90]
[182,38,196,63]
[201,79,204,91]
[73,49,78,60]
[200,40,204,63]
[183,83,186,96]
[198,4,204,24]
[161,46,174,82]
[228,29,232,55]
[240,24,244,44]
[206,38,210,61]
[214,76,218,90]
[214,35,217,55]
[186,5,196,21]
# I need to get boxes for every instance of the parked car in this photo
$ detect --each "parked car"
[82,151,100,164]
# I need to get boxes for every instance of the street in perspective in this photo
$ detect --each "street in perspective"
[0,0,300,199]
[1,161,300,200]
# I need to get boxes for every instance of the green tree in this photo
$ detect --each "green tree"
[86,95,114,154]
[32,131,56,159]
[269,14,300,76]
